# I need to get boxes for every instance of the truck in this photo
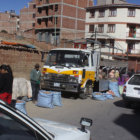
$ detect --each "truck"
[41,39,128,99]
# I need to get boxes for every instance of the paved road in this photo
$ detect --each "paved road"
[26,96,140,140]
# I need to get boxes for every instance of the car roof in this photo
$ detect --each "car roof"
[0,99,7,105]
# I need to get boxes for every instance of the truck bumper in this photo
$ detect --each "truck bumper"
[41,80,80,93]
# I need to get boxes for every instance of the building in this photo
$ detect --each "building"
[85,2,140,72]
[35,0,93,45]
[97,0,127,5]
[20,0,36,38]
[0,10,19,34]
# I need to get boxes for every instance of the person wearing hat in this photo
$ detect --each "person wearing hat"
[30,63,41,102]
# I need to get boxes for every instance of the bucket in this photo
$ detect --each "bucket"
[36,90,53,108]
[15,100,27,114]
[52,91,62,106]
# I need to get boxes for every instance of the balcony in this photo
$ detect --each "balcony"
[126,32,140,39]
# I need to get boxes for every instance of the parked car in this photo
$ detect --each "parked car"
[122,74,140,107]
[0,100,92,140]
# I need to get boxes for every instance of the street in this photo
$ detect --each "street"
[26,95,140,140]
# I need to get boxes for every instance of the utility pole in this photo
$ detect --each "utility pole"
[54,11,57,46]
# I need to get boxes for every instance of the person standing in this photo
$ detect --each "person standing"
[118,73,125,95]
[30,63,41,102]
[0,64,13,104]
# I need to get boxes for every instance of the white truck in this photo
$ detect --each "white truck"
[41,47,100,99]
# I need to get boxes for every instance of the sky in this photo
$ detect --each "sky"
[0,0,140,15]
[0,0,31,15]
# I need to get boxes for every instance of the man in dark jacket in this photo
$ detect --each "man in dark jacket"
[30,64,41,102]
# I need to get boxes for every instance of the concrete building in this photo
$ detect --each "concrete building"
[35,0,93,45]
[85,3,140,72]
[0,11,19,34]
[20,0,36,38]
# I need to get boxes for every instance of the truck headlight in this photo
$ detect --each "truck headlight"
[69,76,78,83]
[44,74,49,80]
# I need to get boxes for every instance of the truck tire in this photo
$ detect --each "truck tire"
[79,83,93,99]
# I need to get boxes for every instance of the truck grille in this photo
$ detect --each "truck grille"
[46,73,69,82]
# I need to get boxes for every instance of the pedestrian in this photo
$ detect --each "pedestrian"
[30,63,41,102]
[118,73,125,95]
[0,64,13,104]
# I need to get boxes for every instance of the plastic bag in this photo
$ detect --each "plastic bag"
[92,92,107,101]
[36,90,53,108]
[52,91,62,106]
[15,100,27,114]
[109,81,120,97]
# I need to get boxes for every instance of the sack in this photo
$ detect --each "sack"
[36,90,53,108]
[103,93,114,100]
[109,81,120,97]
[52,91,62,106]
[15,100,27,114]
[92,92,107,101]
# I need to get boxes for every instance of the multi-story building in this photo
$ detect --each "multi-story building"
[97,0,127,5]
[85,2,140,72]
[35,0,93,44]
[20,0,36,38]
[0,11,19,34]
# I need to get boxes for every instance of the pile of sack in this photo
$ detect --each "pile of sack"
[92,80,120,101]
[36,90,62,108]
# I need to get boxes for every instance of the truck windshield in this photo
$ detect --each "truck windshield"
[45,50,83,67]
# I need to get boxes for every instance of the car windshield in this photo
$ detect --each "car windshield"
[128,75,140,85]
[0,110,37,140]
[45,50,84,67]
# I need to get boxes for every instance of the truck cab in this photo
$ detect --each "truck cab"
[41,48,100,99]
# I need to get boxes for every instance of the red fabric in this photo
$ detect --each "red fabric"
[0,92,12,104]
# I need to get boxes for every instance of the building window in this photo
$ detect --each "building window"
[33,14,36,18]
[98,9,105,17]
[46,0,49,3]
[100,40,106,48]
[128,9,135,17]
[98,24,104,33]
[37,19,41,25]
[109,8,117,17]
[49,17,53,24]
[89,10,95,18]
[128,43,135,54]
[55,5,58,12]
[89,25,94,32]
[108,24,115,33]
[49,5,53,10]
[38,8,42,13]
[32,23,35,27]
[33,4,36,9]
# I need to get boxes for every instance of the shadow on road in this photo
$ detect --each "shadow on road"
[113,99,126,108]
[114,100,140,139]
[61,92,79,99]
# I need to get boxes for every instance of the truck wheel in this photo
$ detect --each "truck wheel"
[79,83,93,99]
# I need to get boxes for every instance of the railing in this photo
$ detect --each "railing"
[126,32,140,38]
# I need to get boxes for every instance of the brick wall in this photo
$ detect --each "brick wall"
[0,12,18,34]
[0,46,43,79]
[20,0,36,32]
